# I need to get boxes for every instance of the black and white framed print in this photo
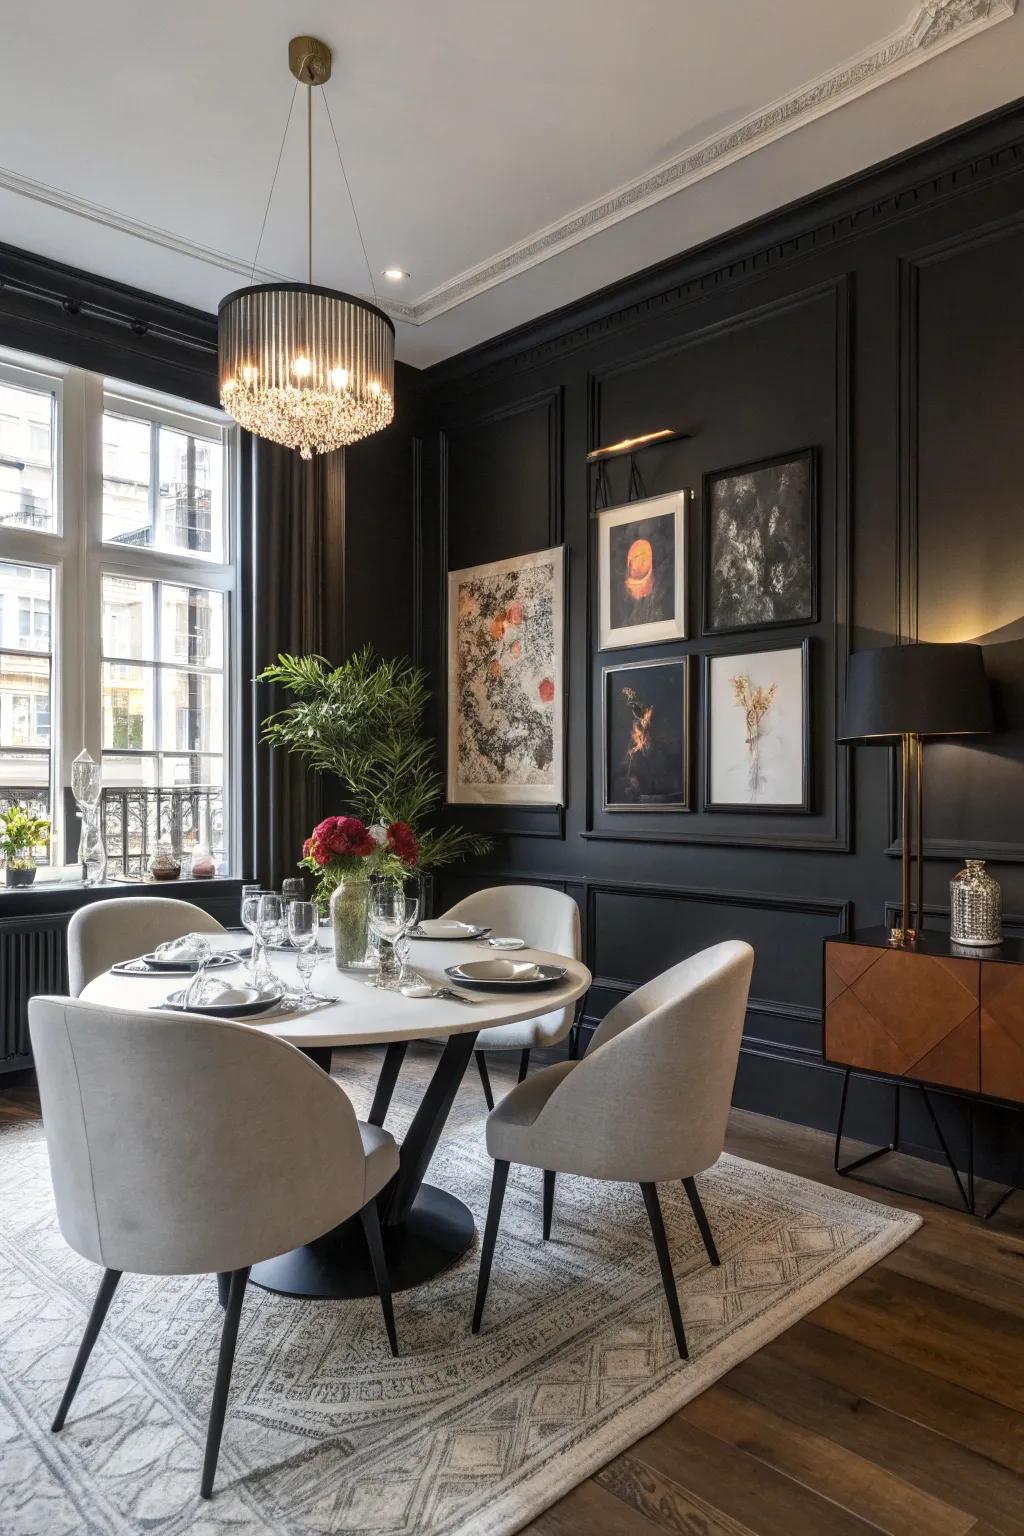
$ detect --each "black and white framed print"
[603,656,692,812]
[702,449,817,635]
[597,489,688,650]
[703,639,810,812]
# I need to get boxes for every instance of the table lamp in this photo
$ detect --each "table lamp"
[839,643,992,946]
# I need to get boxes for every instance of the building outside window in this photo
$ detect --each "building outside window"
[0,350,237,878]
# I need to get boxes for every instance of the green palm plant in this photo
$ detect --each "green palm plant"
[258,647,490,872]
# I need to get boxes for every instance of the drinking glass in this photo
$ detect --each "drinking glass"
[241,888,263,981]
[256,893,287,984]
[282,877,305,909]
[367,883,407,989]
[395,875,422,983]
[287,900,320,999]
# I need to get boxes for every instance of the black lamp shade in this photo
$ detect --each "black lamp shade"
[839,643,992,741]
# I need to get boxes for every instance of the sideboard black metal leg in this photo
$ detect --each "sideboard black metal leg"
[368,1041,408,1128]
[383,1029,479,1226]
[920,1088,972,1213]
[835,1070,900,1177]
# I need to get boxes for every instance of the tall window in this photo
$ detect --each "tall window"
[0,350,237,878]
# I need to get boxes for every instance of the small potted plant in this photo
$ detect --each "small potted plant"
[0,805,50,887]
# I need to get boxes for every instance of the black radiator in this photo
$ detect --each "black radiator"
[0,917,68,1071]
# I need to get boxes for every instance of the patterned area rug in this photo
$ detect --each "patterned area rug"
[0,1046,920,1536]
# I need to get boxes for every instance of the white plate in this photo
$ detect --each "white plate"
[444,959,567,991]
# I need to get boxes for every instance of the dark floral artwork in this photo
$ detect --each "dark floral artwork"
[604,659,689,810]
[447,548,564,805]
[704,451,816,634]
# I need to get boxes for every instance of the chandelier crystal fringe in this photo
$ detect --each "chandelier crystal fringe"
[219,284,394,458]
[218,35,395,458]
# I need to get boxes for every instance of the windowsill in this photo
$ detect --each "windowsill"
[0,874,244,917]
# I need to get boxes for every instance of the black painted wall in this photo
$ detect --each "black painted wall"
[408,102,1024,1183]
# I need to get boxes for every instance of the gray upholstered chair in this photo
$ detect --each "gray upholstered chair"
[28,996,400,1499]
[66,895,227,997]
[471,940,754,1360]
[442,886,583,1104]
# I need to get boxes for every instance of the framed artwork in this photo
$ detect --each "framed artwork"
[447,546,565,805]
[703,639,811,813]
[702,449,817,635]
[603,656,692,812]
[597,489,688,650]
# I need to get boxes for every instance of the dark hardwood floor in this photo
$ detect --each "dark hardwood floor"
[3,1050,1022,1536]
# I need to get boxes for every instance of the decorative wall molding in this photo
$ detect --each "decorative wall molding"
[580,278,852,853]
[408,1,1015,324]
[0,3,1013,332]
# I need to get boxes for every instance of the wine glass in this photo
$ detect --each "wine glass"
[395,875,422,983]
[287,900,320,1000]
[256,893,287,985]
[241,888,263,982]
[368,883,407,990]
[282,877,305,910]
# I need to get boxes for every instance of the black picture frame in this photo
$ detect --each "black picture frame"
[702,638,812,814]
[602,656,692,813]
[701,448,818,636]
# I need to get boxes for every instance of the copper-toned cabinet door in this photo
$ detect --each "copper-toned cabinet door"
[825,942,980,1092]
[981,963,1024,1103]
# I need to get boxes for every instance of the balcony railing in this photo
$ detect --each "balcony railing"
[0,785,224,877]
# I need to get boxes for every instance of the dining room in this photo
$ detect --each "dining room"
[2,5,1024,1535]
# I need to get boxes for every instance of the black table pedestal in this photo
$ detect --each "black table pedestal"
[250,1183,475,1298]
[251,1030,481,1300]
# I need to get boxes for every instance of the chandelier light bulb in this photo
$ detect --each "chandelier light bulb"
[292,355,312,378]
[328,367,349,389]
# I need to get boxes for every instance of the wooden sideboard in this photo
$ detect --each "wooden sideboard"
[823,927,1024,1214]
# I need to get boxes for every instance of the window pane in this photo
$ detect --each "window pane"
[102,754,158,789]
[161,670,222,756]
[158,428,223,559]
[160,585,223,668]
[0,561,53,856]
[102,662,155,751]
[102,412,152,545]
[160,753,223,788]
[102,574,155,660]
[0,378,55,533]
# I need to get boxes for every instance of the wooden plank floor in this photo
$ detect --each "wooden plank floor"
[4,1049,1023,1536]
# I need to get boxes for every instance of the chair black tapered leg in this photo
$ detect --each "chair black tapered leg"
[542,1169,555,1240]
[360,1199,399,1357]
[472,1159,509,1334]
[682,1176,720,1267]
[517,1048,531,1084]
[475,1051,495,1111]
[51,1267,122,1432]
[640,1183,688,1361]
[200,1266,249,1500]
[216,1272,231,1308]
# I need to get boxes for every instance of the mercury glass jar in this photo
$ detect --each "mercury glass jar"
[950,859,1002,946]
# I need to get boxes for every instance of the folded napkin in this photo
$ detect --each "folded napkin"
[153,932,212,964]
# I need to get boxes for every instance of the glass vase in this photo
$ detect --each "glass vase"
[329,877,372,970]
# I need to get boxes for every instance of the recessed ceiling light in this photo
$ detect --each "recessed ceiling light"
[382,268,410,282]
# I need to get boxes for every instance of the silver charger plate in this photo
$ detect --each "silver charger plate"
[160,985,286,1018]
[444,961,566,992]
[408,924,492,941]
[117,952,243,976]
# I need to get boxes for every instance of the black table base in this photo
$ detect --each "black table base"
[251,1030,481,1300]
[250,1183,475,1298]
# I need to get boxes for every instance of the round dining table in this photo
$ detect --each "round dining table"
[81,936,591,1301]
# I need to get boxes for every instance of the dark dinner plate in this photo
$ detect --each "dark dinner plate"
[444,961,566,992]
[161,985,285,1018]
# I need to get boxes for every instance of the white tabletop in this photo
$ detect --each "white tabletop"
[79,937,592,1049]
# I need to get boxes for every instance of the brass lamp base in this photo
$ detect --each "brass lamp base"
[889,731,925,948]
[888,926,918,947]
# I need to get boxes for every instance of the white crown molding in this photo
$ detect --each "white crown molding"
[0,0,1013,330]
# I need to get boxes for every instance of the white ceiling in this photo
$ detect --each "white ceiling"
[1,1,1021,367]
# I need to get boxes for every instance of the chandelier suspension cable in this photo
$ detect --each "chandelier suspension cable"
[248,80,299,286]
[321,87,379,303]
[307,73,313,286]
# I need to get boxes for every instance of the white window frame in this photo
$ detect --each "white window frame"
[0,345,240,877]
